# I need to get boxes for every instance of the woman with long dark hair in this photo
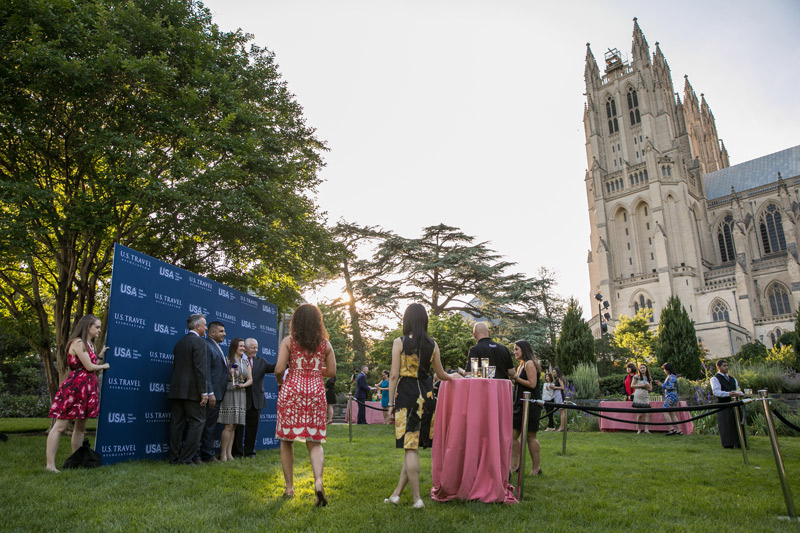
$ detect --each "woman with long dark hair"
[385,303,461,509]
[654,362,681,435]
[218,337,251,461]
[46,314,110,472]
[275,304,336,505]
[510,340,542,476]
[624,362,637,401]
[631,363,653,434]
[553,367,567,432]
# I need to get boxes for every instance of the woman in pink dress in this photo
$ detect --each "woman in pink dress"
[45,314,110,472]
[275,304,336,505]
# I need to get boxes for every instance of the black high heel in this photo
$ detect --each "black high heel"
[314,487,328,507]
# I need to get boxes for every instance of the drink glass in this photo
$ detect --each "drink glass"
[470,358,479,378]
[488,366,496,379]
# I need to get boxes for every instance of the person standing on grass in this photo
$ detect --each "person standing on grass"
[710,359,746,449]
[233,338,275,458]
[631,364,653,434]
[355,365,372,424]
[378,370,391,424]
[553,367,567,432]
[275,304,336,505]
[385,304,461,509]
[541,372,557,431]
[46,315,110,472]
[510,340,542,476]
[197,321,228,463]
[624,362,637,401]
[325,376,337,425]
[654,363,681,435]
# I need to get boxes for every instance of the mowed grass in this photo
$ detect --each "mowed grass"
[0,423,798,532]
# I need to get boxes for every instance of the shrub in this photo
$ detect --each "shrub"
[571,362,600,399]
[782,370,800,393]
[598,373,627,396]
[677,377,697,396]
[0,394,50,417]
[729,360,787,393]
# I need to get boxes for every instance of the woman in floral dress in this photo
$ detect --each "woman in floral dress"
[654,362,682,435]
[46,314,110,472]
[275,304,336,505]
[385,303,461,509]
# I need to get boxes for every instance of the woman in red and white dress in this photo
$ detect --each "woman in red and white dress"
[46,315,110,472]
[275,304,336,505]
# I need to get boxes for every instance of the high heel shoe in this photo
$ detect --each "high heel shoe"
[314,486,327,507]
[412,499,425,509]
[384,495,400,505]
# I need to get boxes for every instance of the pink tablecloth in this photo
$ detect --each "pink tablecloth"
[598,401,694,434]
[345,400,385,424]
[431,379,518,504]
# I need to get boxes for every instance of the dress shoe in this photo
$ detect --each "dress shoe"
[203,457,219,463]
[246,453,256,459]
[192,458,204,465]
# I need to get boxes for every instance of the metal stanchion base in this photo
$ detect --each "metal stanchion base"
[777,516,800,522]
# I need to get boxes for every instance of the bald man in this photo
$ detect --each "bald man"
[461,322,515,380]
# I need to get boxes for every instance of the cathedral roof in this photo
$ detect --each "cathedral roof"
[703,145,800,200]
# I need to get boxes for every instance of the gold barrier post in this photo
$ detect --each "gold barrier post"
[758,390,796,520]
[560,403,571,456]
[347,394,353,444]
[732,402,748,466]
[516,392,531,501]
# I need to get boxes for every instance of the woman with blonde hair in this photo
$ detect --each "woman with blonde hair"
[46,315,110,472]
[275,304,336,505]
[385,303,461,509]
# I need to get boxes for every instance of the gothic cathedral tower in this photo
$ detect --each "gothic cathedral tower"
[584,19,729,332]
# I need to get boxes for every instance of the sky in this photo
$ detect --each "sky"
[201,0,800,318]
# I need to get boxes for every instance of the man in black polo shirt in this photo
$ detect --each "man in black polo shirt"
[460,322,515,379]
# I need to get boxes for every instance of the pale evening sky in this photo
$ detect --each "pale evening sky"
[201,0,799,318]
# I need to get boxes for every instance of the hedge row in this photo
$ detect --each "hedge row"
[0,394,51,417]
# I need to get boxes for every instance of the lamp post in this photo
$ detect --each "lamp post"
[595,292,611,337]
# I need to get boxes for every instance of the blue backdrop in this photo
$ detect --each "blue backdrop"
[96,244,279,465]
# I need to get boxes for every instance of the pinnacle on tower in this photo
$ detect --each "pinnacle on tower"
[631,17,650,64]
[584,42,601,87]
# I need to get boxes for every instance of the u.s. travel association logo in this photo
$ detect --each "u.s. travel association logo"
[217,287,236,301]
[240,295,259,309]
[154,292,182,309]
[106,377,141,392]
[261,347,276,358]
[240,318,256,331]
[215,310,236,323]
[188,275,213,292]
[119,282,147,299]
[144,411,171,423]
[260,412,277,422]
[188,303,208,316]
[112,346,142,361]
[100,443,137,458]
[148,350,173,364]
[259,324,277,335]
[261,437,277,446]
[118,249,152,271]
[113,312,146,330]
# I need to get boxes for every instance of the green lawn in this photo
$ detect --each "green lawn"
[0,424,798,532]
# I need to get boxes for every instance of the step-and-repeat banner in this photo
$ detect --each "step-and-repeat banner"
[96,244,279,464]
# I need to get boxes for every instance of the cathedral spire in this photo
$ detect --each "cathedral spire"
[683,75,699,109]
[631,17,650,64]
[584,42,601,88]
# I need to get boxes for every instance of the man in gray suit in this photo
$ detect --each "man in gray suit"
[167,314,209,465]
[197,321,228,463]
[234,338,275,458]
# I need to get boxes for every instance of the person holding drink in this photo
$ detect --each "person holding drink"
[218,338,252,462]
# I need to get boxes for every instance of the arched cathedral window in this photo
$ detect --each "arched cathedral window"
[633,295,654,322]
[759,204,787,254]
[606,97,619,134]
[717,215,735,263]
[711,299,730,322]
[767,282,791,316]
[627,88,641,126]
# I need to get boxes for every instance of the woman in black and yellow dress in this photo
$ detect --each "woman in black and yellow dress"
[385,303,461,509]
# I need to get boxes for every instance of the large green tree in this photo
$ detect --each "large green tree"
[555,298,595,375]
[0,0,334,398]
[614,309,656,365]
[656,295,702,379]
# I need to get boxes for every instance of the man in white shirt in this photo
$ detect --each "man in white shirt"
[710,359,745,449]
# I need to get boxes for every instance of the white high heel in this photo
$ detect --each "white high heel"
[413,499,425,509]
[384,495,400,505]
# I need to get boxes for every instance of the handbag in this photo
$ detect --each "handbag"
[62,437,103,469]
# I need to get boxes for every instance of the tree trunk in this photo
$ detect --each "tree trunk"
[342,258,366,365]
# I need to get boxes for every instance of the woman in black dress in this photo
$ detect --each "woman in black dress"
[385,303,461,509]
[510,340,542,476]
[325,376,337,425]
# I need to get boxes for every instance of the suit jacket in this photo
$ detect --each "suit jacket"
[247,356,276,410]
[356,372,370,400]
[205,337,229,401]
[168,332,208,400]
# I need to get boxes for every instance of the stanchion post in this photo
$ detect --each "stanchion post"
[732,403,748,466]
[516,392,531,501]
[561,404,568,456]
[759,389,796,520]
[347,393,353,444]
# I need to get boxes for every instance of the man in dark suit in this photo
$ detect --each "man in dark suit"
[356,365,372,424]
[196,321,228,463]
[167,314,209,465]
[234,338,275,458]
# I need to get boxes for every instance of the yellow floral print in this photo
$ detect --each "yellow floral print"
[395,408,407,440]
[404,431,420,449]
[429,412,435,440]
[416,395,425,419]
[400,353,419,377]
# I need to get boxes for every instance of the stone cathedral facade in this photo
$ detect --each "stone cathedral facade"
[584,19,800,358]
